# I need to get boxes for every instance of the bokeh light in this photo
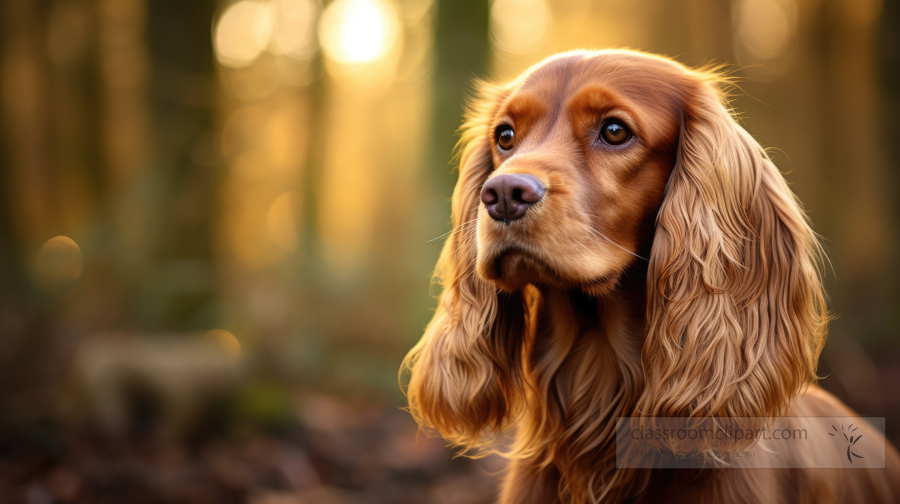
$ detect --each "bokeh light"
[733,0,796,60]
[318,0,399,65]
[270,0,320,60]
[34,236,83,288]
[490,0,551,55]
[205,329,242,361]
[214,0,275,68]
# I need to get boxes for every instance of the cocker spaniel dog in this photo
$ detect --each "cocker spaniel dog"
[401,50,900,503]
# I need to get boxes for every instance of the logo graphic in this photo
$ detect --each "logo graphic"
[829,423,864,463]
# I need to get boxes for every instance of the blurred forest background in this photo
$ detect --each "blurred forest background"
[0,0,898,502]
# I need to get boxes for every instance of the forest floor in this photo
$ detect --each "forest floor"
[0,394,504,504]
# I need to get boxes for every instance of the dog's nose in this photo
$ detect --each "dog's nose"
[480,173,546,221]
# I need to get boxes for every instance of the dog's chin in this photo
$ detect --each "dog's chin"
[478,248,554,292]
[477,247,623,296]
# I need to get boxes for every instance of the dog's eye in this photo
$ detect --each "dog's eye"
[600,120,631,145]
[496,125,515,150]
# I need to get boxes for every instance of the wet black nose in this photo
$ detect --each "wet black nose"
[480,173,546,221]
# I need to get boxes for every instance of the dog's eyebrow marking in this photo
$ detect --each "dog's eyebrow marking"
[564,88,644,139]
[491,93,549,145]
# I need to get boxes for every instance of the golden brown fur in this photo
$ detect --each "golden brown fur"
[400,49,900,503]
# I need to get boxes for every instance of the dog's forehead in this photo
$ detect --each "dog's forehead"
[514,52,688,108]
[514,54,586,95]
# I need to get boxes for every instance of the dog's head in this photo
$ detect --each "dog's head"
[404,50,826,455]
[474,51,682,295]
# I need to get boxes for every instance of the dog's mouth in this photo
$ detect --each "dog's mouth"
[480,243,624,295]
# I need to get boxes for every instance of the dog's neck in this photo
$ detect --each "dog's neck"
[518,273,649,500]
[526,281,647,416]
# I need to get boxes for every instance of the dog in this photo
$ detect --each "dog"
[401,49,900,503]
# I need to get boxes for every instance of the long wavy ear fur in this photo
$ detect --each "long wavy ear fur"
[401,84,528,451]
[637,74,828,430]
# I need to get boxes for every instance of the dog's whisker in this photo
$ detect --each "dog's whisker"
[450,221,478,244]
[586,226,650,262]
[427,218,478,243]
[451,225,480,257]
[572,237,593,257]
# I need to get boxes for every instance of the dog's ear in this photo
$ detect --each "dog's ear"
[637,75,827,425]
[401,83,528,451]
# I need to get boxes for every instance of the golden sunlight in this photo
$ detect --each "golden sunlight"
[318,0,398,65]
[267,191,300,253]
[214,0,275,68]
[317,94,377,279]
[490,0,551,55]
